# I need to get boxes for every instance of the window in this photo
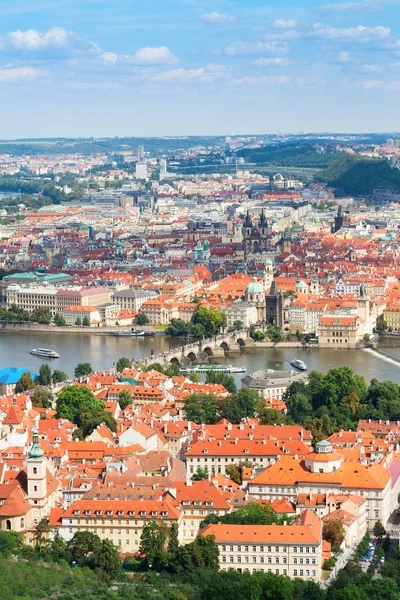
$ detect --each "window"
[253,546,256,552]
[300,570,304,576]
[33,467,37,474]
[294,570,298,576]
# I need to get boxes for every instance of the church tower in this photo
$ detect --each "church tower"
[263,259,273,291]
[357,281,369,323]
[310,273,320,296]
[281,228,292,254]
[27,424,47,512]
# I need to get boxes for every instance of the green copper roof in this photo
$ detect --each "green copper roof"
[28,423,44,461]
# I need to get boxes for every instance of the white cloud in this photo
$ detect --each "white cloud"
[362,64,384,72]
[337,51,352,63]
[322,1,383,13]
[310,23,391,44]
[251,57,290,67]
[206,62,231,72]
[5,27,99,54]
[0,66,45,83]
[354,78,400,91]
[201,12,235,25]
[64,82,120,90]
[151,67,220,83]
[273,19,298,29]
[101,47,178,66]
[224,41,289,56]
[235,75,291,85]
[132,47,178,65]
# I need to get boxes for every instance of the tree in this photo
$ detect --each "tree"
[31,307,52,325]
[56,386,108,433]
[225,460,253,485]
[137,313,149,326]
[266,325,282,342]
[373,521,386,539]
[31,386,53,409]
[287,393,313,423]
[324,557,336,570]
[192,466,209,481]
[15,371,34,392]
[39,363,52,386]
[228,320,244,332]
[74,362,92,378]
[93,538,121,579]
[75,317,82,326]
[168,522,180,554]
[250,326,265,341]
[116,357,131,373]
[376,320,387,333]
[206,371,237,395]
[139,521,168,567]
[52,370,67,384]
[323,520,345,548]
[189,372,201,382]
[118,390,132,410]
[68,531,102,565]
[257,406,285,425]
[54,313,66,326]
[192,307,227,336]
[82,315,90,327]
[184,393,219,424]
[0,531,23,557]
[79,407,117,438]
[235,388,260,418]
[33,518,50,552]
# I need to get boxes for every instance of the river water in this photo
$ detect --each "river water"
[2,331,400,384]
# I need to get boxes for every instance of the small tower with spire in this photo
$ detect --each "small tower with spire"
[357,281,370,323]
[27,423,47,511]
[263,258,273,291]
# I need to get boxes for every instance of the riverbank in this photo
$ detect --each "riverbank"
[0,323,159,335]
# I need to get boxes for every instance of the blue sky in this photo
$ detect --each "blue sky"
[1,0,400,137]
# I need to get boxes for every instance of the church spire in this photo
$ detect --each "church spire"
[28,423,44,461]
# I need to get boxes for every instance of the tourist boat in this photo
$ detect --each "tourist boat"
[30,348,59,358]
[113,330,146,337]
[290,359,307,371]
[181,365,246,374]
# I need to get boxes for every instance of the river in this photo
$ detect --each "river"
[2,331,400,384]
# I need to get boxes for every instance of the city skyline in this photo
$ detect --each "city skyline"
[1,0,400,137]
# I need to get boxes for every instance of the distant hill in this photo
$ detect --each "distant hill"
[236,144,337,168]
[316,154,400,197]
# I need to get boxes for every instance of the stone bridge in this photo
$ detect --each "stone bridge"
[144,330,254,367]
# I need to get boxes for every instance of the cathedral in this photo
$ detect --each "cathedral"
[242,210,272,259]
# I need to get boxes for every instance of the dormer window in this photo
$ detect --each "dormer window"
[203,449,208,454]
[106,510,113,517]
[84,510,91,516]
[161,511,168,518]
[182,501,190,507]
[151,511,158,517]
[244,448,249,454]
[73,510,80,516]
[194,501,202,507]
[128,510,136,518]
[95,510,102,517]
[140,511,147,518]
[205,501,213,507]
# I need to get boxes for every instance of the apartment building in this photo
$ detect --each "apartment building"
[200,509,324,580]
[53,499,182,552]
[247,440,394,528]
[241,370,308,401]
[185,438,311,475]
[113,288,158,312]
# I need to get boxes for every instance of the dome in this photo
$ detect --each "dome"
[296,279,308,290]
[265,258,272,266]
[246,277,263,294]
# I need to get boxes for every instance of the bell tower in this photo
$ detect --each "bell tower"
[27,424,47,511]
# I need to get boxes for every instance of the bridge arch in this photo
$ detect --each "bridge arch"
[202,346,214,356]
[220,341,229,351]
[169,357,181,366]
[186,351,197,362]
[236,338,246,347]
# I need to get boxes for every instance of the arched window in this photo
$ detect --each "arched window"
[6,520,11,530]
[20,518,24,528]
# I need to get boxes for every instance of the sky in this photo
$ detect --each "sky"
[1,0,400,137]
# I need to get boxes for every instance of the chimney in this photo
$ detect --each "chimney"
[186,479,193,487]
[188,422,192,432]
[12,395,17,406]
